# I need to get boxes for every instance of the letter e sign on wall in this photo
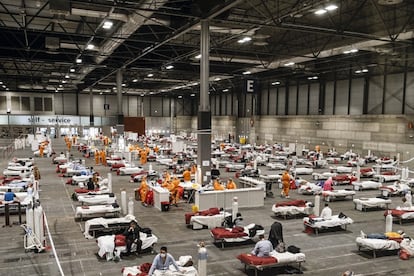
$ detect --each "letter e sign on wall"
[246,79,255,93]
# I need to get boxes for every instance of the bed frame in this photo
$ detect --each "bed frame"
[241,258,304,276]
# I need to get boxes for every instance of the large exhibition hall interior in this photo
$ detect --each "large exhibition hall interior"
[1,0,414,276]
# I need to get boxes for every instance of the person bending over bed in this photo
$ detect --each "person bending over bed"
[123,221,142,256]
[320,203,332,220]
[148,246,185,276]
[251,234,273,257]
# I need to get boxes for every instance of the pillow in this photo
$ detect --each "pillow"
[115,234,126,246]
[209,207,220,215]
[237,254,276,265]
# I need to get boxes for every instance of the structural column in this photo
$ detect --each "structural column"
[197,19,211,186]
[116,69,125,135]
[89,88,94,126]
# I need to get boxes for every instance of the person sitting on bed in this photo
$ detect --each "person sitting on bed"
[251,234,273,257]
[148,246,185,276]
[87,179,95,191]
[213,178,225,190]
[226,178,237,190]
[323,177,334,191]
[401,197,412,208]
[320,203,332,219]
[123,221,142,256]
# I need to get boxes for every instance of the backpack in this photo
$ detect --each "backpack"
[287,245,301,254]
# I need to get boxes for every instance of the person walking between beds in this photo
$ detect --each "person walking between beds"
[251,234,273,257]
[123,221,142,256]
[281,170,291,198]
[148,246,185,276]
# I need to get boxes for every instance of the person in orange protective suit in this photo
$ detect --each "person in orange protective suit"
[39,144,45,157]
[140,150,147,165]
[66,140,72,152]
[137,176,149,205]
[169,177,181,206]
[226,178,237,190]
[182,168,191,182]
[281,170,291,198]
[154,145,159,154]
[100,150,107,166]
[213,179,224,190]
[94,150,100,165]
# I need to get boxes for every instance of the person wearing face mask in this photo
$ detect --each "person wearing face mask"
[148,246,185,276]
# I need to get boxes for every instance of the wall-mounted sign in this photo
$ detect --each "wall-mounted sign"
[245,79,256,93]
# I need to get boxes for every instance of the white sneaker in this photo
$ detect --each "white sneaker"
[285,196,290,199]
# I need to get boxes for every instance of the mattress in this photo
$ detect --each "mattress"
[356,237,400,250]
[303,215,353,229]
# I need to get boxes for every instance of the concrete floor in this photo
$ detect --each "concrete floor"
[1,139,414,276]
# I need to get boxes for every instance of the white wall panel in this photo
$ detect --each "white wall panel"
[220,94,227,115]
[162,97,170,116]
[325,82,334,115]
[54,93,64,114]
[226,93,233,116]
[335,80,349,115]
[92,95,105,116]
[384,73,404,114]
[406,72,414,114]
[122,96,129,116]
[277,88,286,115]
[78,94,89,116]
[297,84,308,115]
[368,75,384,114]
[268,87,277,115]
[62,93,77,115]
[127,96,138,117]
[104,95,118,116]
[349,78,364,115]
[309,83,319,115]
[287,85,297,115]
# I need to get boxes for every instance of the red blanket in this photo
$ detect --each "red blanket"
[384,209,414,217]
[211,227,247,239]
[237,253,276,265]
[275,200,306,207]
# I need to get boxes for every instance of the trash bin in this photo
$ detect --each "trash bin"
[161,201,170,212]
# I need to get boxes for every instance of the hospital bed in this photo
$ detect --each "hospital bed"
[187,210,231,230]
[77,194,116,206]
[225,163,245,172]
[297,182,322,195]
[74,204,121,220]
[384,208,414,224]
[353,197,392,212]
[352,180,382,191]
[356,237,400,258]
[97,232,158,261]
[312,171,335,181]
[117,166,144,175]
[329,166,353,174]
[374,174,401,183]
[237,250,306,276]
[380,182,409,197]
[83,215,136,239]
[210,223,265,248]
[52,155,67,164]
[271,199,313,219]
[266,162,287,170]
[322,189,356,202]
[121,256,198,276]
[303,215,354,235]
[290,167,313,175]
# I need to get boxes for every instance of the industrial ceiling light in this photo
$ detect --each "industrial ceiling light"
[355,70,362,74]
[325,4,338,11]
[86,44,95,50]
[76,58,82,63]
[65,74,70,78]
[132,79,138,82]
[195,54,202,59]
[165,65,174,70]
[314,9,327,15]
[103,20,113,29]
[70,68,75,72]
[237,36,252,44]
[284,62,295,66]
[343,48,358,54]
[190,93,195,97]
[271,81,280,85]
[214,77,221,81]
[362,69,369,73]
[242,71,251,75]
[147,73,154,77]
[223,89,229,92]
[178,95,182,98]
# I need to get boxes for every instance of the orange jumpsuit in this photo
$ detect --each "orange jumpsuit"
[183,170,191,182]
[95,150,100,165]
[226,179,237,189]
[39,145,44,157]
[213,179,224,190]
[140,150,147,165]
[281,171,291,198]
[138,177,148,202]
[169,177,181,205]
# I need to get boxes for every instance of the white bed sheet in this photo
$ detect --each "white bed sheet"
[353,197,392,208]
[356,237,400,250]
[190,211,231,229]
[298,183,322,195]
[122,256,198,276]
[269,251,306,263]
[303,215,353,229]
[77,194,116,205]
[352,181,382,190]
[322,190,355,201]
[271,205,312,216]
[75,204,121,218]
[83,215,136,239]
